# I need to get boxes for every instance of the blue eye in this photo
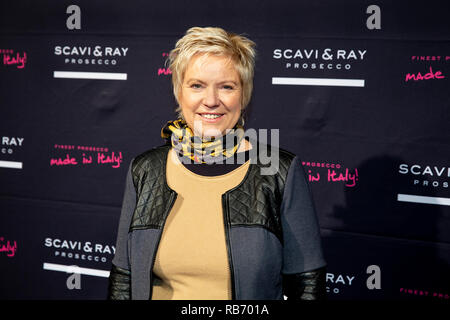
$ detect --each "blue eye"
[191,83,202,89]
[223,85,234,90]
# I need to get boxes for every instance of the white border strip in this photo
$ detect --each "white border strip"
[0,160,23,169]
[53,71,127,80]
[43,262,110,278]
[272,77,365,87]
[397,194,450,206]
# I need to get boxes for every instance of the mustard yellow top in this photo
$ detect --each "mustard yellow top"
[151,148,251,300]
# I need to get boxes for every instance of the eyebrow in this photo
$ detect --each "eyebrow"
[186,78,239,85]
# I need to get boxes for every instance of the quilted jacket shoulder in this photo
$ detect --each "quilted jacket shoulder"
[225,140,296,241]
[129,143,173,231]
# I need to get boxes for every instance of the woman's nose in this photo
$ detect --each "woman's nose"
[203,87,220,107]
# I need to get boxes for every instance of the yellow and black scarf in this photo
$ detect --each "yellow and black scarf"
[161,119,245,164]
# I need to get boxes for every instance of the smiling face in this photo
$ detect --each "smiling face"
[178,53,242,138]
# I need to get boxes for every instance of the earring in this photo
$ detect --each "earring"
[239,110,245,127]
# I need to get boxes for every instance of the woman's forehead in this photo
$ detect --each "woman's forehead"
[184,53,239,79]
[190,53,234,68]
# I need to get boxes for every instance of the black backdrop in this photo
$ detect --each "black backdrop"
[1,0,449,300]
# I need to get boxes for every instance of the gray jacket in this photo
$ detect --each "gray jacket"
[108,140,326,300]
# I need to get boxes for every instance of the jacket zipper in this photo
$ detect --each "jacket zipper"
[222,193,236,300]
[148,191,177,300]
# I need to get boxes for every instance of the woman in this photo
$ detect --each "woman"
[108,27,326,300]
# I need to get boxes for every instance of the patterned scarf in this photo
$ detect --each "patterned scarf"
[160,119,245,164]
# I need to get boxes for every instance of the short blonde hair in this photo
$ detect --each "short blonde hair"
[168,26,256,126]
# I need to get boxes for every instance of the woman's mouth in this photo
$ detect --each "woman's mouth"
[198,113,224,123]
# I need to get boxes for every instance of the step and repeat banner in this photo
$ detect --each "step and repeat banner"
[1,0,449,300]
